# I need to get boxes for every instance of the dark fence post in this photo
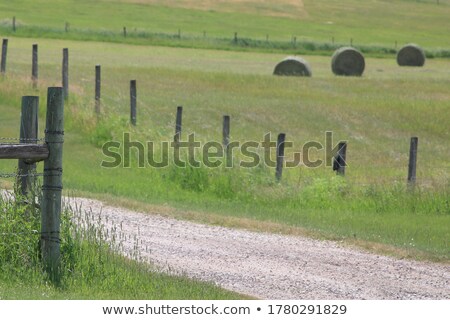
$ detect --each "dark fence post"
[222,115,230,151]
[234,32,238,43]
[95,65,101,115]
[123,26,127,37]
[333,142,347,176]
[12,16,16,32]
[62,48,69,100]
[276,133,286,182]
[407,137,418,188]
[130,80,137,126]
[32,44,38,88]
[17,96,39,197]
[1,39,7,75]
[174,106,183,144]
[41,87,64,281]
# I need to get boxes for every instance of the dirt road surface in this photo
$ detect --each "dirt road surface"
[70,197,449,300]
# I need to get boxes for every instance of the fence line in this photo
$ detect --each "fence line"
[0,39,447,187]
[0,88,65,281]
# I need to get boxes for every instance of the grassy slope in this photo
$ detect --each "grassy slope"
[0,37,449,260]
[0,0,449,52]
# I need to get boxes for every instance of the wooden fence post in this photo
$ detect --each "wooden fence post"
[276,133,286,182]
[17,96,39,197]
[123,26,127,38]
[41,87,64,281]
[12,16,16,32]
[222,115,230,151]
[95,65,101,115]
[1,39,7,75]
[62,48,69,100]
[32,44,38,89]
[333,142,347,176]
[130,80,137,126]
[407,137,418,188]
[234,32,238,43]
[174,106,183,144]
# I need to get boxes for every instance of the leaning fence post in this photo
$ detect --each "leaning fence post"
[276,133,286,182]
[1,39,7,75]
[174,106,183,144]
[32,44,38,89]
[41,87,64,281]
[407,137,418,188]
[130,80,137,126]
[17,96,39,197]
[222,115,230,151]
[62,48,69,100]
[333,142,347,176]
[95,65,101,115]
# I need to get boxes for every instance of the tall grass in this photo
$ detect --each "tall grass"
[0,190,243,299]
[1,24,450,58]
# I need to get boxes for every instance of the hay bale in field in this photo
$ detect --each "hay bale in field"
[397,44,425,67]
[273,57,312,77]
[331,47,365,76]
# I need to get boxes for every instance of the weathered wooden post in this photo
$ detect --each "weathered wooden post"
[333,142,347,176]
[95,65,101,115]
[1,39,7,75]
[174,106,183,144]
[41,87,64,281]
[123,26,127,38]
[17,96,39,197]
[12,16,16,32]
[276,133,286,182]
[62,48,69,100]
[32,44,38,89]
[234,32,238,43]
[407,137,418,188]
[222,115,230,150]
[130,80,137,126]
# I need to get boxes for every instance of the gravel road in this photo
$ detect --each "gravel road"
[69,197,450,300]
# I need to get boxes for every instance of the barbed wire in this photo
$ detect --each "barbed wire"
[0,137,45,142]
[0,172,62,178]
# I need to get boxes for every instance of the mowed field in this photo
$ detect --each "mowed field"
[0,0,450,52]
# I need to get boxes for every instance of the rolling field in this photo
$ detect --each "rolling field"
[0,37,449,260]
[0,0,449,299]
[0,0,449,55]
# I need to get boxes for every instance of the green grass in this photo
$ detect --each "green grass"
[0,37,448,261]
[0,192,244,299]
[0,0,449,56]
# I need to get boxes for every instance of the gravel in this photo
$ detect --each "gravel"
[69,197,449,300]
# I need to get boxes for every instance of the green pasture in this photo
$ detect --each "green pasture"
[0,37,449,261]
[0,0,449,55]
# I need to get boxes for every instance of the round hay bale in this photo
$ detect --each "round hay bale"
[397,44,425,67]
[273,57,312,77]
[331,47,365,76]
